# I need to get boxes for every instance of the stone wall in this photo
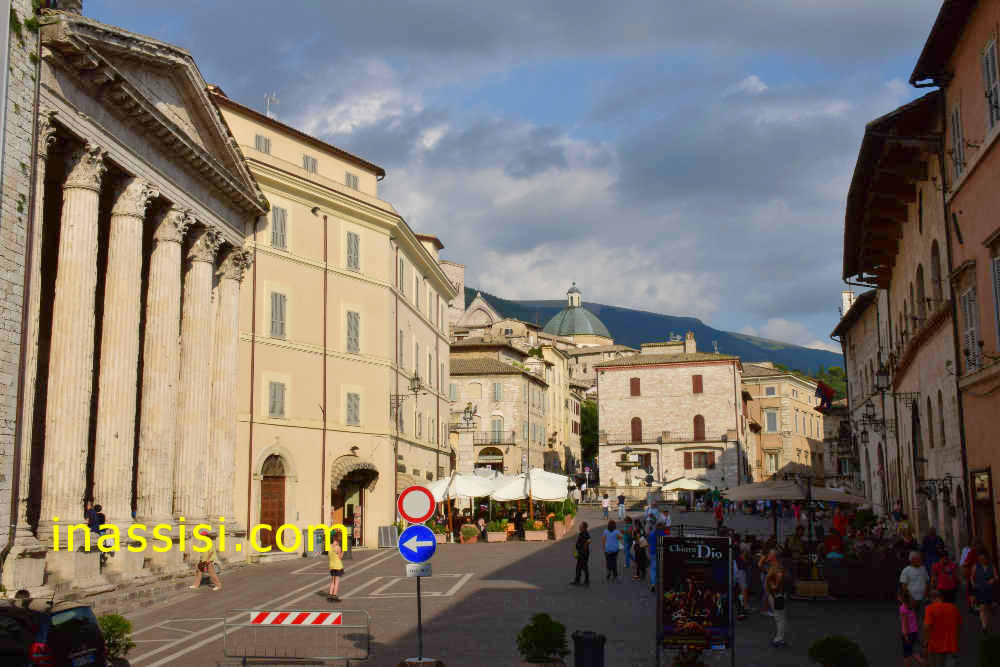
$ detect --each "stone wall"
[0,0,39,549]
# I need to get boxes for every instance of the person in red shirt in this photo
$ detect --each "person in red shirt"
[823,529,843,556]
[714,502,724,533]
[924,587,961,666]
[932,551,959,603]
[832,506,848,537]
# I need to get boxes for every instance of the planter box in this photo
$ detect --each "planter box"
[564,515,574,529]
[524,530,549,542]
[486,531,507,543]
[434,533,447,544]
[553,522,567,540]
[795,579,829,597]
[460,534,479,544]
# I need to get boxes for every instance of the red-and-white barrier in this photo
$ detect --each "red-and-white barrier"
[249,611,343,626]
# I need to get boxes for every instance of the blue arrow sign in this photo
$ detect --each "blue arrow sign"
[398,524,436,564]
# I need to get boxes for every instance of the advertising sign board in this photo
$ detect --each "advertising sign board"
[656,536,732,651]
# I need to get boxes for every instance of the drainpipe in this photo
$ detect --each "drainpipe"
[2,15,44,571]
[393,241,399,512]
[246,216,260,532]
[311,208,328,526]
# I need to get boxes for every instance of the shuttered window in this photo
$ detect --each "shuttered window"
[254,134,271,154]
[398,330,405,369]
[346,311,360,353]
[449,383,457,401]
[345,171,359,190]
[630,417,642,443]
[493,382,502,401]
[684,452,692,469]
[399,259,405,292]
[961,287,982,372]
[346,231,360,270]
[271,207,287,249]
[268,382,285,418]
[270,292,286,338]
[346,393,360,425]
[952,105,966,178]
[984,39,1000,129]
[303,154,318,173]
[415,343,421,378]
[765,410,778,432]
[693,415,705,441]
[415,276,421,309]
[993,257,1000,348]
[629,377,640,396]
[523,423,529,441]
[429,353,434,388]
[692,374,703,394]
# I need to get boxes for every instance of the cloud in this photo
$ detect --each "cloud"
[729,75,768,96]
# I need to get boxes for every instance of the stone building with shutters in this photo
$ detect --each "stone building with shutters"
[211,90,457,551]
[594,333,750,491]
[5,4,269,594]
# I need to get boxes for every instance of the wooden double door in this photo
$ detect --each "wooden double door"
[258,475,285,551]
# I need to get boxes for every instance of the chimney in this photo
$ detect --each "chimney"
[684,331,697,354]
[841,290,856,316]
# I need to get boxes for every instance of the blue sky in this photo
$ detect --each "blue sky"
[85,0,944,354]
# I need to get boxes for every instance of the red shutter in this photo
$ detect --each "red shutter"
[630,377,640,396]
[708,452,716,468]
[692,375,703,394]
[631,417,643,443]
[684,452,692,469]
[693,415,705,441]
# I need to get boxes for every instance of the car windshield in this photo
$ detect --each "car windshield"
[49,608,94,637]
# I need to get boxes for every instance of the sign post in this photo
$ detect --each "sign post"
[397,486,437,664]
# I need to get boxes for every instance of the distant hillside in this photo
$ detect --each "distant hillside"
[464,287,843,375]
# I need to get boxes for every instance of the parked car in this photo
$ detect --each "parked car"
[0,598,107,666]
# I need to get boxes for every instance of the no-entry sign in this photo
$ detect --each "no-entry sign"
[397,485,435,524]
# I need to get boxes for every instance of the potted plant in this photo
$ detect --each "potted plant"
[430,522,448,544]
[808,635,868,667]
[486,520,508,542]
[552,512,567,539]
[460,524,479,544]
[517,613,569,665]
[525,520,548,542]
[99,613,136,667]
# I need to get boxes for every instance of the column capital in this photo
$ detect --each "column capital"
[153,207,193,244]
[218,248,253,282]
[63,142,107,192]
[111,176,159,219]
[186,225,223,264]
[37,107,60,159]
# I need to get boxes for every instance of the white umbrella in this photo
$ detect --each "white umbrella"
[427,472,504,502]
[661,477,711,492]
[491,468,568,502]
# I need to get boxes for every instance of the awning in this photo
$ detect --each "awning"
[477,454,504,463]
[329,454,379,491]
[723,479,868,504]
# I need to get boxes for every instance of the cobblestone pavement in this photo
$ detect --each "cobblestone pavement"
[121,506,984,666]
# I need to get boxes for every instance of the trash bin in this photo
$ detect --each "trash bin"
[572,631,606,667]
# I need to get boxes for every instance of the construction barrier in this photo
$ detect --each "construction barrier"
[223,608,371,664]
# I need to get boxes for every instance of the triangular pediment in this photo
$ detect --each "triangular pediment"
[41,12,267,214]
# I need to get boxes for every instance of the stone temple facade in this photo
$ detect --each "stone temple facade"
[3,7,266,595]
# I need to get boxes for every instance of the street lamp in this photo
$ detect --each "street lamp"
[864,400,876,421]
[860,429,869,446]
[875,365,891,392]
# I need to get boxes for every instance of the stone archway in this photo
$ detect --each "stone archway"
[258,454,287,551]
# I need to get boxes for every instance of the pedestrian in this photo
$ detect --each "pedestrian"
[663,509,672,535]
[832,505,848,537]
[189,544,222,592]
[714,501,724,534]
[648,521,666,592]
[758,549,773,617]
[901,551,930,629]
[961,540,982,611]
[973,550,997,632]
[898,588,922,666]
[931,551,959,604]
[792,502,801,526]
[733,541,749,619]
[601,494,610,520]
[352,507,362,548]
[617,492,626,520]
[765,550,787,647]
[327,529,344,601]
[922,526,945,577]
[603,520,622,582]
[635,530,649,581]
[570,521,591,586]
[622,517,634,570]
[924,587,960,667]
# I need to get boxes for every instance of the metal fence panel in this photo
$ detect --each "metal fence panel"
[224,609,370,662]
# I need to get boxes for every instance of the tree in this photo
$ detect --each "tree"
[580,399,598,463]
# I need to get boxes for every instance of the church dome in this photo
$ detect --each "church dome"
[542,284,611,338]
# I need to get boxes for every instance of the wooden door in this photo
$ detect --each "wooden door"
[331,488,345,527]
[631,417,642,443]
[259,476,285,551]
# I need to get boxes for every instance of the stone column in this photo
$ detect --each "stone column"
[37,143,107,541]
[14,109,59,543]
[174,225,221,521]
[93,177,158,527]
[135,208,190,524]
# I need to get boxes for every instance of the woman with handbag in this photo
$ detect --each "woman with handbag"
[189,545,222,592]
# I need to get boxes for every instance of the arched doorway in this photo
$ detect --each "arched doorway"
[330,452,379,548]
[477,446,505,472]
[259,454,287,551]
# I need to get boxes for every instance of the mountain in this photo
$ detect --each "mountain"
[465,287,843,375]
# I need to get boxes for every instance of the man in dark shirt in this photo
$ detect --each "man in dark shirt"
[571,522,591,586]
[617,493,626,520]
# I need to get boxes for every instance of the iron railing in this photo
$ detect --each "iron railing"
[473,430,517,445]
[600,432,728,445]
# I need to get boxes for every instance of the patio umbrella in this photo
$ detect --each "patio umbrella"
[723,479,869,541]
[491,469,569,502]
[427,472,506,502]
[661,477,712,492]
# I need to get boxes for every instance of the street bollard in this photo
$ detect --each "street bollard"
[572,630,606,667]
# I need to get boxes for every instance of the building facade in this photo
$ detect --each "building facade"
[910,0,1000,559]
[5,5,268,594]
[595,335,748,490]
[212,91,457,550]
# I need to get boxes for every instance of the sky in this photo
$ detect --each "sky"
[86,0,944,354]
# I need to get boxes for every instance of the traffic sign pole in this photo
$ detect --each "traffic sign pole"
[417,575,423,660]
[396,485,437,665]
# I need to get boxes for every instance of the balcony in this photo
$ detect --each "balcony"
[473,430,517,445]
[600,431,727,445]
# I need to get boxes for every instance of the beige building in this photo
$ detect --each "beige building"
[539,345,583,474]
[741,363,827,484]
[212,91,457,550]
[6,4,267,594]
[595,334,749,490]
[565,344,638,387]
[448,350,551,475]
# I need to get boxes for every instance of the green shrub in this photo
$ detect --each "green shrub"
[808,635,867,667]
[99,614,136,660]
[517,613,569,663]
[553,512,565,522]
[486,519,507,532]
[980,634,1000,667]
[460,524,478,538]
[429,522,448,534]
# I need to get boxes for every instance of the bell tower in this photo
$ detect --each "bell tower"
[567,282,581,308]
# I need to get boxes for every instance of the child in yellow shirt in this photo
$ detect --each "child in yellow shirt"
[328,531,344,602]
